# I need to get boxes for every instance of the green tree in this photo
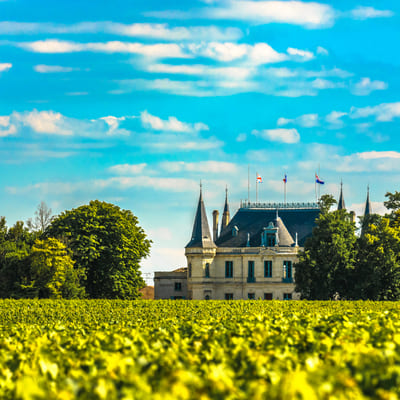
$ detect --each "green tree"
[46,200,150,299]
[295,209,357,299]
[318,194,337,214]
[20,238,85,299]
[355,215,400,300]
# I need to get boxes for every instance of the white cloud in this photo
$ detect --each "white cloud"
[287,47,314,61]
[350,102,400,122]
[140,110,209,133]
[351,77,387,96]
[252,128,300,143]
[350,6,394,20]
[358,151,400,160]
[0,63,12,72]
[17,40,188,58]
[0,21,242,41]
[34,65,75,73]
[160,161,238,173]
[203,1,335,28]
[236,133,247,142]
[316,46,328,56]
[108,163,147,175]
[15,110,73,136]
[0,116,17,137]
[99,116,129,136]
[325,111,347,129]
[277,113,319,128]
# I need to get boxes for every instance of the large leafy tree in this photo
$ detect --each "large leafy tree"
[295,205,357,300]
[355,214,400,300]
[20,238,85,299]
[46,200,151,299]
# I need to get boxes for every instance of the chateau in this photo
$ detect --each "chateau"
[154,185,372,300]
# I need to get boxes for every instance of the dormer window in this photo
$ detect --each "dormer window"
[232,226,239,237]
[261,222,279,247]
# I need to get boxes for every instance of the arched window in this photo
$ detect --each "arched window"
[205,295,210,300]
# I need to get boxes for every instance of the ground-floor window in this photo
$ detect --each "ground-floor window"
[205,294,210,300]
[264,293,273,300]
[248,293,255,300]
[174,282,182,291]
[283,293,292,300]
[225,293,233,300]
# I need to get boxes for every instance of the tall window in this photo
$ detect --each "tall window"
[267,234,276,247]
[225,261,233,278]
[205,263,210,278]
[283,261,292,279]
[264,261,272,277]
[248,261,255,278]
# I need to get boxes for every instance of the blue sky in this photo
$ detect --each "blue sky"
[1,0,400,281]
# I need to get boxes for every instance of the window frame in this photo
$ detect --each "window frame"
[264,260,272,278]
[225,261,233,278]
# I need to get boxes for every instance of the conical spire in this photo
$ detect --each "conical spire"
[221,186,230,229]
[186,185,216,248]
[364,185,372,216]
[338,180,346,210]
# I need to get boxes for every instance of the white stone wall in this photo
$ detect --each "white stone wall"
[186,247,300,300]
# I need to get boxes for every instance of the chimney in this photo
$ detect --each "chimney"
[212,210,219,242]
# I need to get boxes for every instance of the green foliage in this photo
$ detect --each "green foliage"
[356,215,400,300]
[295,209,357,299]
[21,238,85,299]
[1,300,400,399]
[46,200,150,299]
[318,194,337,214]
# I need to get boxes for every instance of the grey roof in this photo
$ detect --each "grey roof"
[215,206,319,247]
[364,188,372,216]
[275,215,295,246]
[223,189,230,214]
[186,191,216,248]
[338,183,346,210]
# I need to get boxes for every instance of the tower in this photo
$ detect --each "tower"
[338,180,345,210]
[221,186,230,230]
[364,186,372,216]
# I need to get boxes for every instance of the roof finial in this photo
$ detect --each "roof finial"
[276,208,279,220]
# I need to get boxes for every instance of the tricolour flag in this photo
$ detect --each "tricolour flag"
[283,174,287,183]
[315,173,325,185]
[256,173,263,183]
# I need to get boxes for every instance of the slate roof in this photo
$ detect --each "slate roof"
[364,188,372,216]
[215,206,319,247]
[275,216,295,246]
[338,184,346,210]
[186,192,217,248]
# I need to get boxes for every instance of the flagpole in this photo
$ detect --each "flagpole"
[256,172,258,203]
[284,174,287,204]
[318,164,321,201]
[248,165,250,205]
[315,172,318,203]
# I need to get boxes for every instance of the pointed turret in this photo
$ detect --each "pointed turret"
[338,180,346,210]
[186,186,216,248]
[221,186,230,229]
[274,211,295,247]
[364,186,372,216]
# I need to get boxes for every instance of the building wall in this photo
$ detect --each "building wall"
[154,271,188,299]
[186,246,300,300]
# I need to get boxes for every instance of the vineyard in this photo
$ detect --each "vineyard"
[1,300,400,399]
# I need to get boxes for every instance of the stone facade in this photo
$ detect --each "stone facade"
[154,268,188,299]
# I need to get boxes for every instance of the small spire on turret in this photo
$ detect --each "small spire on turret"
[364,185,372,216]
[221,186,230,229]
[338,180,346,210]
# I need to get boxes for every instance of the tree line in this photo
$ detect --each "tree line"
[295,191,400,300]
[0,201,151,299]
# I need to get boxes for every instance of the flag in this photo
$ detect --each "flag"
[283,174,287,183]
[315,173,325,185]
[256,173,263,183]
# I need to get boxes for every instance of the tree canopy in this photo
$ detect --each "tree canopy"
[46,200,151,299]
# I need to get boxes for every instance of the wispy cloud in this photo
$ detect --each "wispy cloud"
[252,128,300,144]
[349,6,394,20]
[16,40,189,58]
[108,163,147,175]
[0,21,242,41]
[159,161,238,173]
[277,113,319,128]
[34,64,77,73]
[0,63,12,72]
[350,102,400,122]
[350,77,388,96]
[140,110,209,133]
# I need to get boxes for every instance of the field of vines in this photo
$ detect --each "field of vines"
[1,300,400,400]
